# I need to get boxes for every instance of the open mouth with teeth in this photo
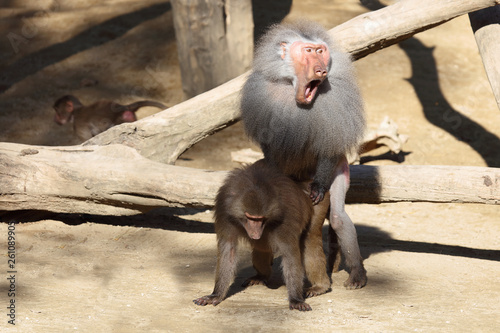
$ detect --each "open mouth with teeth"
[304,80,321,103]
[297,79,322,105]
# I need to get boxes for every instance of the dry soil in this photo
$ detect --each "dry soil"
[0,1,499,332]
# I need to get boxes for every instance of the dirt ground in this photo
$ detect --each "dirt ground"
[1,1,500,332]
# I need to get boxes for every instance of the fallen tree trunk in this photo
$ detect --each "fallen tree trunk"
[469,5,500,111]
[0,143,227,215]
[1,143,498,215]
[85,0,500,164]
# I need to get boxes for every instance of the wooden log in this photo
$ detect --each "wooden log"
[86,0,500,164]
[1,143,498,215]
[469,5,500,111]
[347,164,500,205]
[331,0,500,60]
[0,143,226,215]
[171,0,253,99]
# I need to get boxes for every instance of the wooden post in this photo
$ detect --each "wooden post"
[171,0,253,99]
[469,5,500,111]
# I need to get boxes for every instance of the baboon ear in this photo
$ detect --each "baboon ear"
[280,42,288,59]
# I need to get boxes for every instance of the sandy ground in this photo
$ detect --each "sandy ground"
[0,1,499,332]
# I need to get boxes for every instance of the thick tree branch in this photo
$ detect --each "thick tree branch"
[332,0,500,60]
[1,143,498,215]
[0,143,226,215]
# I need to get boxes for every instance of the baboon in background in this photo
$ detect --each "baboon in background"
[240,20,367,289]
[53,95,166,141]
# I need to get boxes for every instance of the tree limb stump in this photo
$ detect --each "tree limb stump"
[171,0,253,98]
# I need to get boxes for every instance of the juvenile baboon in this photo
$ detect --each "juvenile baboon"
[53,95,166,141]
[193,160,329,311]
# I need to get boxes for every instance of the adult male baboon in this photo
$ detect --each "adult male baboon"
[241,20,367,289]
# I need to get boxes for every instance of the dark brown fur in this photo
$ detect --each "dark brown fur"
[193,160,330,311]
[53,95,166,141]
[240,21,367,289]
